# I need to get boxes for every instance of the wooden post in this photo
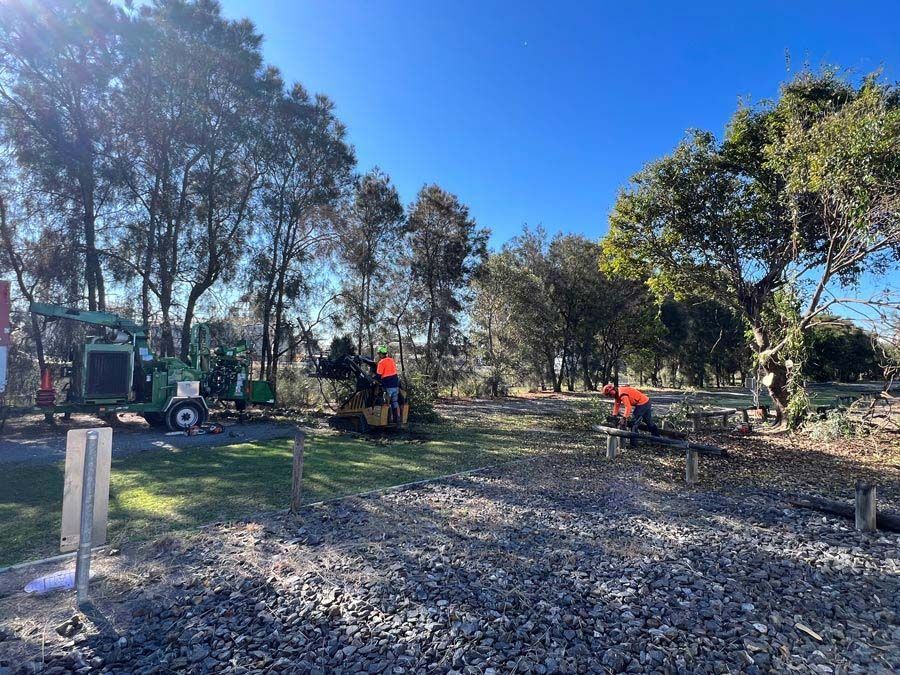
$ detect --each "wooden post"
[685,448,698,485]
[605,434,618,459]
[741,409,749,425]
[290,430,306,514]
[855,481,876,532]
[720,413,729,428]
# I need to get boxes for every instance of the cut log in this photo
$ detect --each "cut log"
[593,425,727,457]
[788,494,900,533]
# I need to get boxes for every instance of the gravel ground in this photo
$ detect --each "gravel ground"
[1,429,897,674]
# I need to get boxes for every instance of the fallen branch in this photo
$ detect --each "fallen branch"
[788,495,900,533]
[593,425,728,457]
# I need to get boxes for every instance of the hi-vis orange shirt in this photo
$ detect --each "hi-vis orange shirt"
[376,357,399,387]
[612,386,649,417]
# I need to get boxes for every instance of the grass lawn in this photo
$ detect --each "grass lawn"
[0,422,530,567]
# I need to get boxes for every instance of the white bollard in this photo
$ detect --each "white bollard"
[606,434,618,460]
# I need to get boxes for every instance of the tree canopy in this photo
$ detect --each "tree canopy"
[602,69,900,422]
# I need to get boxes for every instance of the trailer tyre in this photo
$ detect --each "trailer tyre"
[167,400,207,432]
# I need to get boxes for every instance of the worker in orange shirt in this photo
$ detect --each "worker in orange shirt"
[602,383,660,436]
[375,345,401,424]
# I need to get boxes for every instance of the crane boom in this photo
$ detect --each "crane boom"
[29,302,147,340]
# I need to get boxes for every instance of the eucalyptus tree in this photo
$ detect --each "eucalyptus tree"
[405,184,488,380]
[603,69,900,423]
[112,0,274,356]
[0,0,125,310]
[249,83,355,386]
[334,168,403,358]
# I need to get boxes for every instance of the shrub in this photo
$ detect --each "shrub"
[806,408,863,442]
[404,372,441,423]
[274,365,318,408]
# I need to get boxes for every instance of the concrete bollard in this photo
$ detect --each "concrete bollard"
[605,434,618,460]
[75,430,99,608]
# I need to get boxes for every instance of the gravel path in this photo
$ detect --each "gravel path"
[2,442,897,674]
[0,414,296,465]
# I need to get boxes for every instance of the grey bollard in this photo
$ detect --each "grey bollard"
[75,430,99,607]
[606,434,618,459]
[291,430,306,514]
[855,481,876,532]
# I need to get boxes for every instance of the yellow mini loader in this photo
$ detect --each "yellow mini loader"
[308,355,409,432]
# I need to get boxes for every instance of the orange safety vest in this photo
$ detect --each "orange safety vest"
[376,357,398,378]
[612,386,649,417]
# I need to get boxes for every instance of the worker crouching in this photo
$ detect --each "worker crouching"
[602,384,661,436]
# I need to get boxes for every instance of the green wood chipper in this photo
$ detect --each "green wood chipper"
[28,303,275,430]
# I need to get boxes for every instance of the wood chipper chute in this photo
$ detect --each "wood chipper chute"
[306,354,409,432]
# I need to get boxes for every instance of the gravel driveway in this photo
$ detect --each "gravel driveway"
[2,444,897,673]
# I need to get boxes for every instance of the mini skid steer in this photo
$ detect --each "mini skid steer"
[307,354,409,432]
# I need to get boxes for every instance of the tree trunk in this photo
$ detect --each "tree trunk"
[80,176,105,311]
[180,288,204,362]
[581,349,594,390]
[763,359,789,424]
[554,348,566,393]
[395,320,405,372]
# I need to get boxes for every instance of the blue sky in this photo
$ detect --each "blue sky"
[220,0,898,286]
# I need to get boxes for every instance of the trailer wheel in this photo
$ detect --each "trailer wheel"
[166,400,207,431]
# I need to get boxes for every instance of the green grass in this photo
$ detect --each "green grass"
[0,422,530,567]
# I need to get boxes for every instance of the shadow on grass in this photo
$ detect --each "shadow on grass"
[0,423,533,567]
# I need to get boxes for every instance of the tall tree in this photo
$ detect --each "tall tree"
[470,253,519,397]
[405,184,487,380]
[334,168,403,358]
[0,0,124,310]
[603,69,900,423]
[249,82,355,387]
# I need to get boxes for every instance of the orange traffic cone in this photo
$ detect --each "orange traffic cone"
[36,368,57,407]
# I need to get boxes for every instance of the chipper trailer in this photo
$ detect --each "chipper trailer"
[27,303,275,431]
[307,354,409,432]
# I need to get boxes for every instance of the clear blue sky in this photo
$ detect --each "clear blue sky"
[221,1,898,264]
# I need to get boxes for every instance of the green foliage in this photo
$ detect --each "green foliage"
[273,366,317,408]
[806,409,864,442]
[404,371,441,423]
[602,68,900,415]
[328,334,357,360]
[806,321,879,382]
